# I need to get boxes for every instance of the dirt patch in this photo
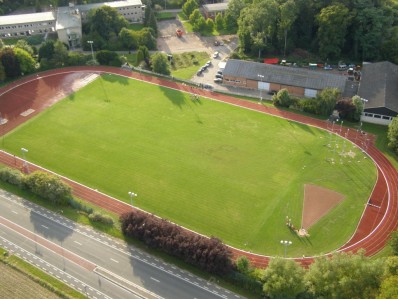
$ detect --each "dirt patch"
[301,184,345,229]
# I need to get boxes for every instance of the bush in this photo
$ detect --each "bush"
[68,197,94,214]
[272,89,292,107]
[298,98,319,114]
[24,171,72,205]
[88,211,114,225]
[120,210,233,275]
[0,167,25,187]
[227,271,263,294]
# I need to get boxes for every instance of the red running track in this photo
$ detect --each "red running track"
[0,66,397,268]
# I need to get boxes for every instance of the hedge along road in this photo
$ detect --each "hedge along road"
[0,66,397,268]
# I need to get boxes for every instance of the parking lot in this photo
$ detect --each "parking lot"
[157,19,238,89]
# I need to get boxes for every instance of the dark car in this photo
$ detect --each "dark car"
[217,70,223,75]
[215,74,223,79]
[196,70,202,76]
[214,78,223,83]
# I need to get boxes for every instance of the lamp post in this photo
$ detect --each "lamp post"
[87,40,94,61]
[21,147,29,173]
[280,240,292,257]
[258,74,264,103]
[360,98,368,119]
[128,191,137,209]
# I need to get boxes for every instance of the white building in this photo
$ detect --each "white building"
[0,11,56,38]
[0,0,145,47]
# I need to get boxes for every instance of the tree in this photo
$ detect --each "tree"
[237,0,278,55]
[351,95,364,122]
[138,45,150,67]
[335,98,356,120]
[95,50,121,66]
[306,252,383,299]
[215,13,224,31]
[182,0,198,18]
[206,18,214,33]
[224,0,246,31]
[390,230,398,255]
[316,87,341,116]
[0,63,5,82]
[52,40,68,67]
[138,28,157,50]
[262,258,305,299]
[278,0,298,56]
[88,6,128,42]
[316,4,350,60]
[235,256,252,274]
[38,40,55,61]
[119,28,138,51]
[378,276,398,299]
[14,48,36,74]
[272,89,291,107]
[15,39,34,55]
[0,39,4,49]
[24,171,72,205]
[0,47,21,77]
[388,118,398,155]
[151,52,170,75]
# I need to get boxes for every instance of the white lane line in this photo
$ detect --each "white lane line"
[11,211,18,214]
[73,241,82,246]
[110,258,119,263]
[41,225,49,229]
[150,277,160,283]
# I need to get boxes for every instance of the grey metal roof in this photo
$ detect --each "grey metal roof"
[203,3,229,12]
[358,61,398,113]
[223,59,347,91]
[76,0,143,12]
[0,12,55,26]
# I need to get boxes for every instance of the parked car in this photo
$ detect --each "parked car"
[324,65,333,70]
[217,70,223,75]
[205,60,212,67]
[201,66,207,72]
[203,84,214,90]
[215,74,223,79]
[196,70,202,76]
[213,51,219,58]
[214,78,223,83]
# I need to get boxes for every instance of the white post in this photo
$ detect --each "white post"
[258,74,264,103]
[21,147,29,173]
[87,41,94,61]
[280,240,292,257]
[128,191,137,209]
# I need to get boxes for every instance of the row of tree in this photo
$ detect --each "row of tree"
[272,88,363,121]
[234,249,398,299]
[82,4,157,52]
[224,0,398,63]
[120,209,234,275]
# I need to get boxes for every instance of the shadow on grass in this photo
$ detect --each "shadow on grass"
[101,73,129,85]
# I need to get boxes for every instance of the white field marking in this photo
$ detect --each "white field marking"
[150,277,160,283]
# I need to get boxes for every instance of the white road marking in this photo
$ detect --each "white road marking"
[150,277,160,283]
[73,241,82,246]
[11,211,18,214]
[41,225,49,229]
[110,258,119,263]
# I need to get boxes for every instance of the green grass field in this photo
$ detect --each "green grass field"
[2,74,377,256]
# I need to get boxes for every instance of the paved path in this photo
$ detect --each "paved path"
[1,66,397,268]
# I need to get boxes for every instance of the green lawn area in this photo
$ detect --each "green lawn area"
[170,51,209,79]
[1,74,377,257]
[156,11,176,20]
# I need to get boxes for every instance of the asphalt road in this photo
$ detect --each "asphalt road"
[0,189,242,299]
